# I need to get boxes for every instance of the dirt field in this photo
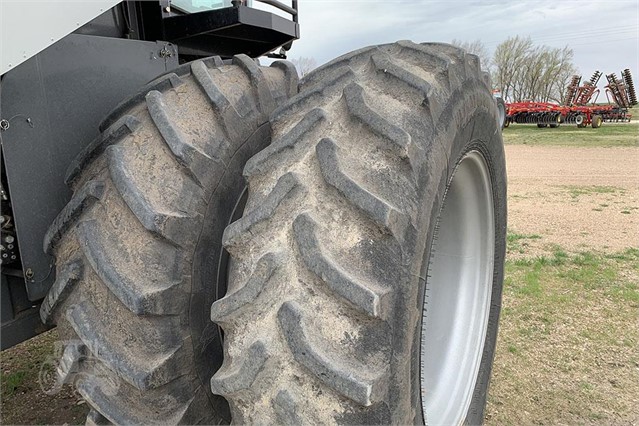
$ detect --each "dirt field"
[485,126,639,425]
[506,145,638,255]
[1,125,637,424]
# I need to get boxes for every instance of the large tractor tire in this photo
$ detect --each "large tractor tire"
[39,55,298,424]
[211,42,507,424]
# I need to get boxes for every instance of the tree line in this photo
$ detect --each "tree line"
[291,36,577,104]
[453,36,577,104]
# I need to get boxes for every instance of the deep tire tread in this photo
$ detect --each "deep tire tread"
[44,56,297,424]
[223,172,304,248]
[372,53,434,97]
[316,138,409,238]
[211,41,500,424]
[209,341,268,395]
[243,108,327,178]
[75,219,184,316]
[39,259,83,324]
[65,117,141,186]
[190,60,251,142]
[65,300,184,390]
[270,60,300,99]
[76,374,193,426]
[43,180,106,254]
[293,213,391,319]
[99,73,185,133]
[343,82,416,165]
[107,144,198,247]
[277,301,386,406]
[271,66,356,125]
[233,54,276,114]
[145,90,214,188]
[210,253,280,323]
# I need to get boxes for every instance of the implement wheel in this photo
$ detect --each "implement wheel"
[211,42,507,425]
[591,114,603,128]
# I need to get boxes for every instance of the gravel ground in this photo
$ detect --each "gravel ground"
[506,145,638,254]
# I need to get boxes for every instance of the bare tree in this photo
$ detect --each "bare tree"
[289,56,317,77]
[550,47,578,104]
[493,36,533,101]
[451,39,491,71]
[493,36,576,103]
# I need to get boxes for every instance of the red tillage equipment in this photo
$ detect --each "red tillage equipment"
[504,69,636,128]
[505,102,566,128]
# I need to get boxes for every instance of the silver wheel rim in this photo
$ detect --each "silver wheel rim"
[420,150,495,426]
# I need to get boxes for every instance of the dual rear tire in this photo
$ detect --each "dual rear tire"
[43,43,507,424]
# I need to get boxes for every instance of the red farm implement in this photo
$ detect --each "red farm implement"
[505,69,637,128]
[505,102,566,128]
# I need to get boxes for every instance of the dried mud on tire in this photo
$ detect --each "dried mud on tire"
[40,56,298,424]
[211,42,506,424]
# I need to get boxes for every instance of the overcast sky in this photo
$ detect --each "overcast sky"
[267,0,638,88]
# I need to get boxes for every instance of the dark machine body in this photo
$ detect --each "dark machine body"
[0,0,298,349]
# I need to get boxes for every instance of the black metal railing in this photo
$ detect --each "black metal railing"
[249,0,298,23]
